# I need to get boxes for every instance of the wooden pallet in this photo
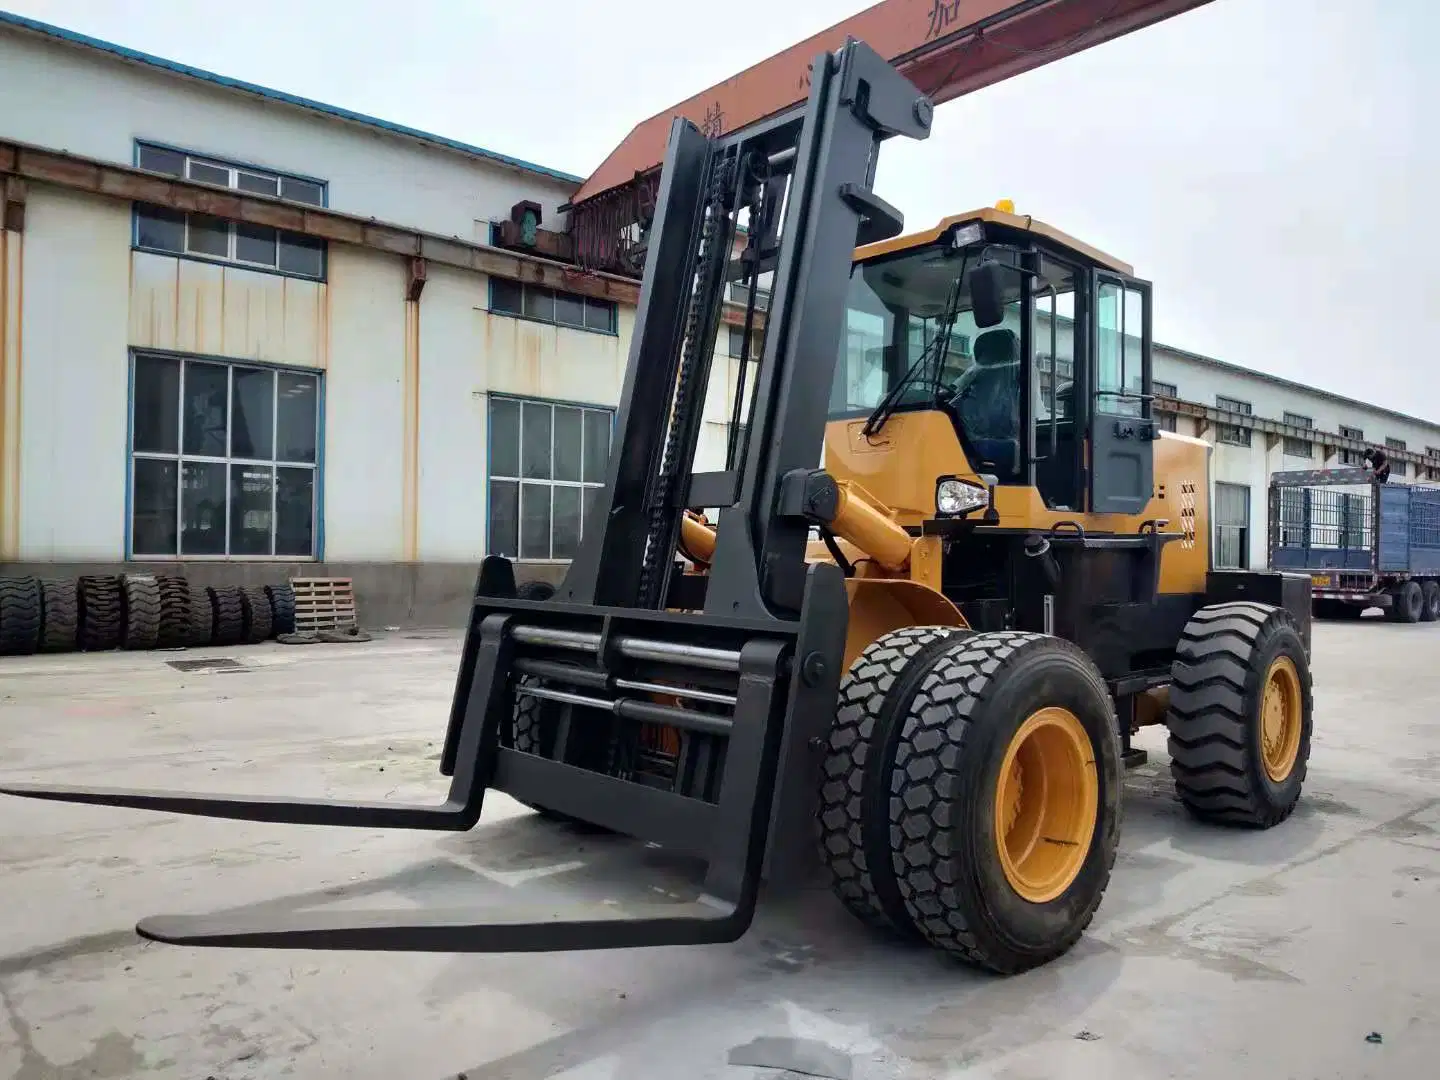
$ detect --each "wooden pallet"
[290,577,358,633]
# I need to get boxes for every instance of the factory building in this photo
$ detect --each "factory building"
[2,11,1436,623]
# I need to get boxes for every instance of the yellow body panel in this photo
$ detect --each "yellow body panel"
[820,409,1212,596]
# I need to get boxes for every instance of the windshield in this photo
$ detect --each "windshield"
[828,242,1053,482]
[828,245,1004,418]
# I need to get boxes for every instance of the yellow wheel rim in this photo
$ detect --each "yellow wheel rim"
[1260,655,1303,782]
[993,707,1099,904]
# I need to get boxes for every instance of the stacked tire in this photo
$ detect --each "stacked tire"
[0,573,303,657]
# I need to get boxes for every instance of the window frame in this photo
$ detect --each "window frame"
[1214,480,1251,569]
[1339,424,1366,466]
[1214,396,1252,448]
[1281,411,1314,459]
[1386,437,1409,477]
[485,392,615,563]
[126,348,325,561]
[130,140,330,282]
[487,276,619,337]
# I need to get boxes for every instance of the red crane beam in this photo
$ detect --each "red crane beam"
[566,0,1214,272]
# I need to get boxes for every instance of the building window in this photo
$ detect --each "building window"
[1386,437,1408,477]
[1157,411,1178,432]
[129,352,320,559]
[1213,396,1251,447]
[1152,380,1177,399]
[1281,411,1313,459]
[487,395,614,560]
[132,142,327,280]
[1339,424,1365,466]
[726,325,767,358]
[1216,395,1252,415]
[489,277,617,335]
[1214,481,1250,569]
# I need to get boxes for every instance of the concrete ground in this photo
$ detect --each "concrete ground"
[0,618,1436,1080]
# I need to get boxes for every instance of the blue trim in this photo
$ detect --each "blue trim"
[314,372,327,562]
[124,347,326,561]
[123,353,137,559]
[483,392,492,557]
[0,9,584,186]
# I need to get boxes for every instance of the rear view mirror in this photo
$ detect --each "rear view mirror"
[970,260,1006,328]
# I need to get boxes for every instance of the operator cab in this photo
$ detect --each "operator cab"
[828,205,1156,514]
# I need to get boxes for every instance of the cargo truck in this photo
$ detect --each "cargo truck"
[1268,466,1440,622]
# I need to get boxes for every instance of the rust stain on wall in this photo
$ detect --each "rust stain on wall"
[130,253,327,368]
[0,229,23,558]
[402,298,421,561]
[0,229,8,557]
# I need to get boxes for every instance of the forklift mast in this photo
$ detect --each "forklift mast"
[0,38,934,955]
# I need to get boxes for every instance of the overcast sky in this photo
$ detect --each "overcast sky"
[7,0,1436,418]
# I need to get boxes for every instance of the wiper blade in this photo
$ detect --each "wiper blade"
[859,256,967,438]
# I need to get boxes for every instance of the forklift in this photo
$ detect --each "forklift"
[0,38,1313,975]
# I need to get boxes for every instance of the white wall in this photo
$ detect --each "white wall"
[0,27,578,242]
[13,189,131,560]
[0,26,644,566]
[2,184,641,564]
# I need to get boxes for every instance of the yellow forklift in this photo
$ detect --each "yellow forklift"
[1,39,1313,975]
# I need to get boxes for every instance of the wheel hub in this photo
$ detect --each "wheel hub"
[1260,656,1302,782]
[993,707,1098,904]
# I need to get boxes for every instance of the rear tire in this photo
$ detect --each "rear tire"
[818,624,972,939]
[509,674,612,832]
[516,580,557,602]
[1166,602,1312,828]
[1389,581,1423,623]
[1421,581,1440,623]
[886,631,1122,975]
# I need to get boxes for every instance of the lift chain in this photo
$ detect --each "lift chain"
[636,152,736,609]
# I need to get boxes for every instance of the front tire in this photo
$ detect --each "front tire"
[886,631,1123,975]
[1167,602,1313,828]
[818,624,973,939]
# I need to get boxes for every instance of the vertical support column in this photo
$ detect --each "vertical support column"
[0,223,21,560]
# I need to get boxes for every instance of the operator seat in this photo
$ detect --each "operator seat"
[949,328,1021,478]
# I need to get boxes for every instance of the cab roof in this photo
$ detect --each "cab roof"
[853,207,1135,277]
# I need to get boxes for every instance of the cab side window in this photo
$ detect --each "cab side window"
[1095,279,1147,417]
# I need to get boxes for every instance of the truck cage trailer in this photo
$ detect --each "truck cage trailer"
[1267,467,1440,622]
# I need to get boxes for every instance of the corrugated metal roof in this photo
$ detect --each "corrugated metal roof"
[0,8,585,186]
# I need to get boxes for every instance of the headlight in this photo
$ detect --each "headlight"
[936,478,989,517]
